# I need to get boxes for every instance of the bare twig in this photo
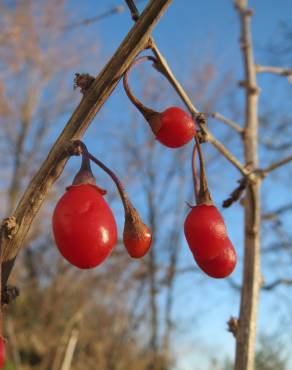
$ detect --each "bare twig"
[0,0,173,288]
[255,64,292,80]
[261,278,292,291]
[262,202,292,220]
[60,328,79,370]
[210,112,244,135]
[64,5,125,30]
[261,154,292,175]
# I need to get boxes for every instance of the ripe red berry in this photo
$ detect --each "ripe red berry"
[184,205,227,260]
[123,217,152,258]
[0,337,5,369]
[52,184,117,269]
[154,107,196,148]
[194,239,237,278]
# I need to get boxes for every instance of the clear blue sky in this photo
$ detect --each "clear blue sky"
[64,1,292,369]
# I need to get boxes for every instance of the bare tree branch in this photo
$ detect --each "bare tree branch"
[261,154,292,175]
[261,278,292,291]
[234,1,261,370]
[255,64,292,81]
[262,202,292,220]
[210,112,244,134]
[0,0,173,289]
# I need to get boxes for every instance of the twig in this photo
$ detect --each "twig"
[60,328,79,370]
[0,0,173,288]
[255,65,292,80]
[261,278,292,291]
[261,155,292,175]
[63,5,125,30]
[262,202,292,220]
[124,0,248,177]
[210,112,244,134]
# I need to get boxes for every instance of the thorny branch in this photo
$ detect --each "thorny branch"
[0,0,173,292]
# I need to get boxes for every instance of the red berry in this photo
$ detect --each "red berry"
[52,184,117,269]
[0,337,5,369]
[194,239,237,278]
[155,107,196,148]
[123,223,152,258]
[184,205,227,260]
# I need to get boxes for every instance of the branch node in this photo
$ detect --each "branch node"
[1,217,18,240]
[244,8,253,17]
[195,112,207,126]
[197,130,208,143]
[74,73,95,94]
[2,285,19,305]
[227,316,238,338]
[66,140,83,157]
[238,80,260,94]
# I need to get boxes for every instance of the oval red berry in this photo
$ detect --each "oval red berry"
[52,184,117,269]
[156,107,196,148]
[194,239,237,278]
[123,226,152,258]
[0,337,5,369]
[184,205,227,260]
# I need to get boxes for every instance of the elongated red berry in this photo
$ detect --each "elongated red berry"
[0,337,5,369]
[194,239,237,278]
[123,209,152,258]
[153,107,196,148]
[184,204,227,260]
[52,184,117,269]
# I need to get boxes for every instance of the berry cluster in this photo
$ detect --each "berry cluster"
[51,55,236,281]
[0,55,236,369]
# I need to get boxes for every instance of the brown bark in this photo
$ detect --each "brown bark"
[234,1,261,369]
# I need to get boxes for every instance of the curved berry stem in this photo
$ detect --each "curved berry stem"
[194,136,213,205]
[73,140,131,214]
[191,144,199,204]
[123,55,159,121]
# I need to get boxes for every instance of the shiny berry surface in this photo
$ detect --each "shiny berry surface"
[194,239,237,278]
[52,184,117,269]
[184,205,227,260]
[0,337,5,369]
[156,107,195,148]
[123,225,152,258]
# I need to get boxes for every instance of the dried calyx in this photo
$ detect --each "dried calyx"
[72,141,96,186]
[73,141,152,258]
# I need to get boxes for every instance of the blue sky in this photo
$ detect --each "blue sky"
[60,1,292,369]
